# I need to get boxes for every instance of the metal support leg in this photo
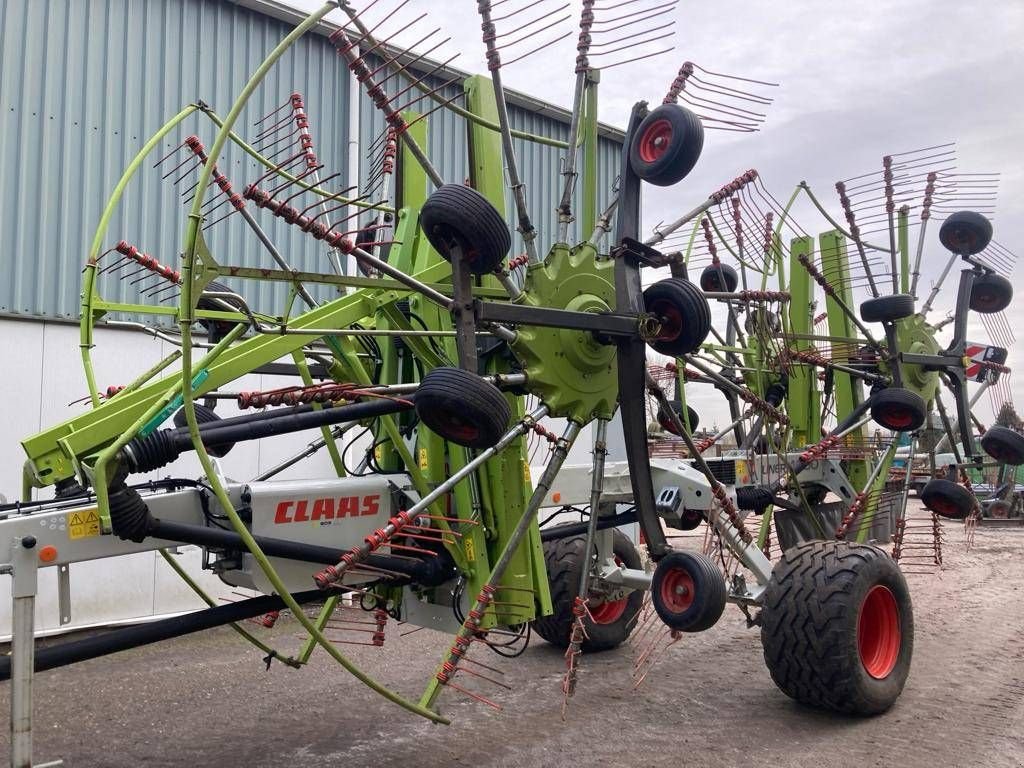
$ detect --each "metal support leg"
[8,536,61,767]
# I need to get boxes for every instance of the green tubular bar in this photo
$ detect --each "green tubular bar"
[174,2,448,724]
[80,104,200,407]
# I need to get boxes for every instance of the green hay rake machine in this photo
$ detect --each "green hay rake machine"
[2,1,1020,764]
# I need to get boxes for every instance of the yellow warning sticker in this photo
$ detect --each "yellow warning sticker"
[419,447,428,470]
[522,461,532,485]
[464,535,476,562]
[734,459,750,485]
[68,508,101,540]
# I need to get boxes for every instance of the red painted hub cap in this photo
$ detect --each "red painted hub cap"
[879,406,912,429]
[651,301,683,342]
[638,119,673,163]
[589,596,628,625]
[857,584,901,679]
[440,410,480,442]
[589,555,628,625]
[659,567,695,615]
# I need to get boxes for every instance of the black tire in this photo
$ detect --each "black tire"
[650,550,726,632]
[419,184,511,275]
[760,540,913,715]
[860,294,915,323]
[197,280,245,343]
[938,210,992,256]
[969,273,1013,314]
[531,528,643,652]
[657,400,699,435]
[870,388,926,432]
[414,367,511,449]
[643,278,711,357]
[628,103,704,187]
[699,263,739,293]
[173,402,234,458]
[980,425,1024,466]
[920,478,975,520]
[354,217,380,276]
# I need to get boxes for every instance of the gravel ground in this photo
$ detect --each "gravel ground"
[2,509,1023,768]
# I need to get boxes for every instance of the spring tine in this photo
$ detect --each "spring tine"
[592,0,675,28]
[253,99,292,126]
[153,140,189,168]
[496,18,573,56]
[403,90,467,130]
[586,29,675,59]
[368,28,446,81]
[389,72,463,116]
[385,58,461,109]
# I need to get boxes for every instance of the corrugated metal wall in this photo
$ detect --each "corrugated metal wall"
[0,0,621,321]
[0,0,351,318]
[358,57,622,256]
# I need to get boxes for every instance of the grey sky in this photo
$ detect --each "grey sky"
[292,0,1023,427]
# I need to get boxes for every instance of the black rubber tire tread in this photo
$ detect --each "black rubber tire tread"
[657,401,699,435]
[969,273,1013,314]
[860,294,915,323]
[196,280,245,343]
[173,402,233,458]
[869,388,926,432]
[415,367,511,449]
[650,550,726,632]
[699,263,739,293]
[760,540,914,715]
[920,478,975,519]
[419,184,511,275]
[980,425,1024,466]
[939,210,992,256]
[643,278,711,357]
[531,528,643,652]
[628,104,704,187]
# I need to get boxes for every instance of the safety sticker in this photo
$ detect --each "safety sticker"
[419,447,428,470]
[68,508,101,540]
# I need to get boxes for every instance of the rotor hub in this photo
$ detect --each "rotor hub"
[510,242,619,422]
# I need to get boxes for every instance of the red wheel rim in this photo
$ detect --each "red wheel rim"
[588,555,628,624]
[659,567,695,615]
[879,406,912,429]
[589,596,628,624]
[651,300,682,342]
[439,411,480,443]
[638,118,673,163]
[929,497,966,519]
[857,585,901,679]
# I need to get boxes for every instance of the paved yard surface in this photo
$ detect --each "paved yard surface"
[2,511,1023,767]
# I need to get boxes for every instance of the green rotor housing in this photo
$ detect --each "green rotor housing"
[511,241,619,423]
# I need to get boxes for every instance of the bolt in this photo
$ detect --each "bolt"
[21,536,37,549]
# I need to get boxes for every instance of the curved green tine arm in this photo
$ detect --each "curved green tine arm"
[178,2,447,723]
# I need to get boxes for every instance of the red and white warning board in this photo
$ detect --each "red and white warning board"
[964,343,1009,383]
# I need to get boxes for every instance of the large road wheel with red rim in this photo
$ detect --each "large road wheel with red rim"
[650,550,726,632]
[760,540,913,715]
[628,103,704,187]
[531,528,643,652]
